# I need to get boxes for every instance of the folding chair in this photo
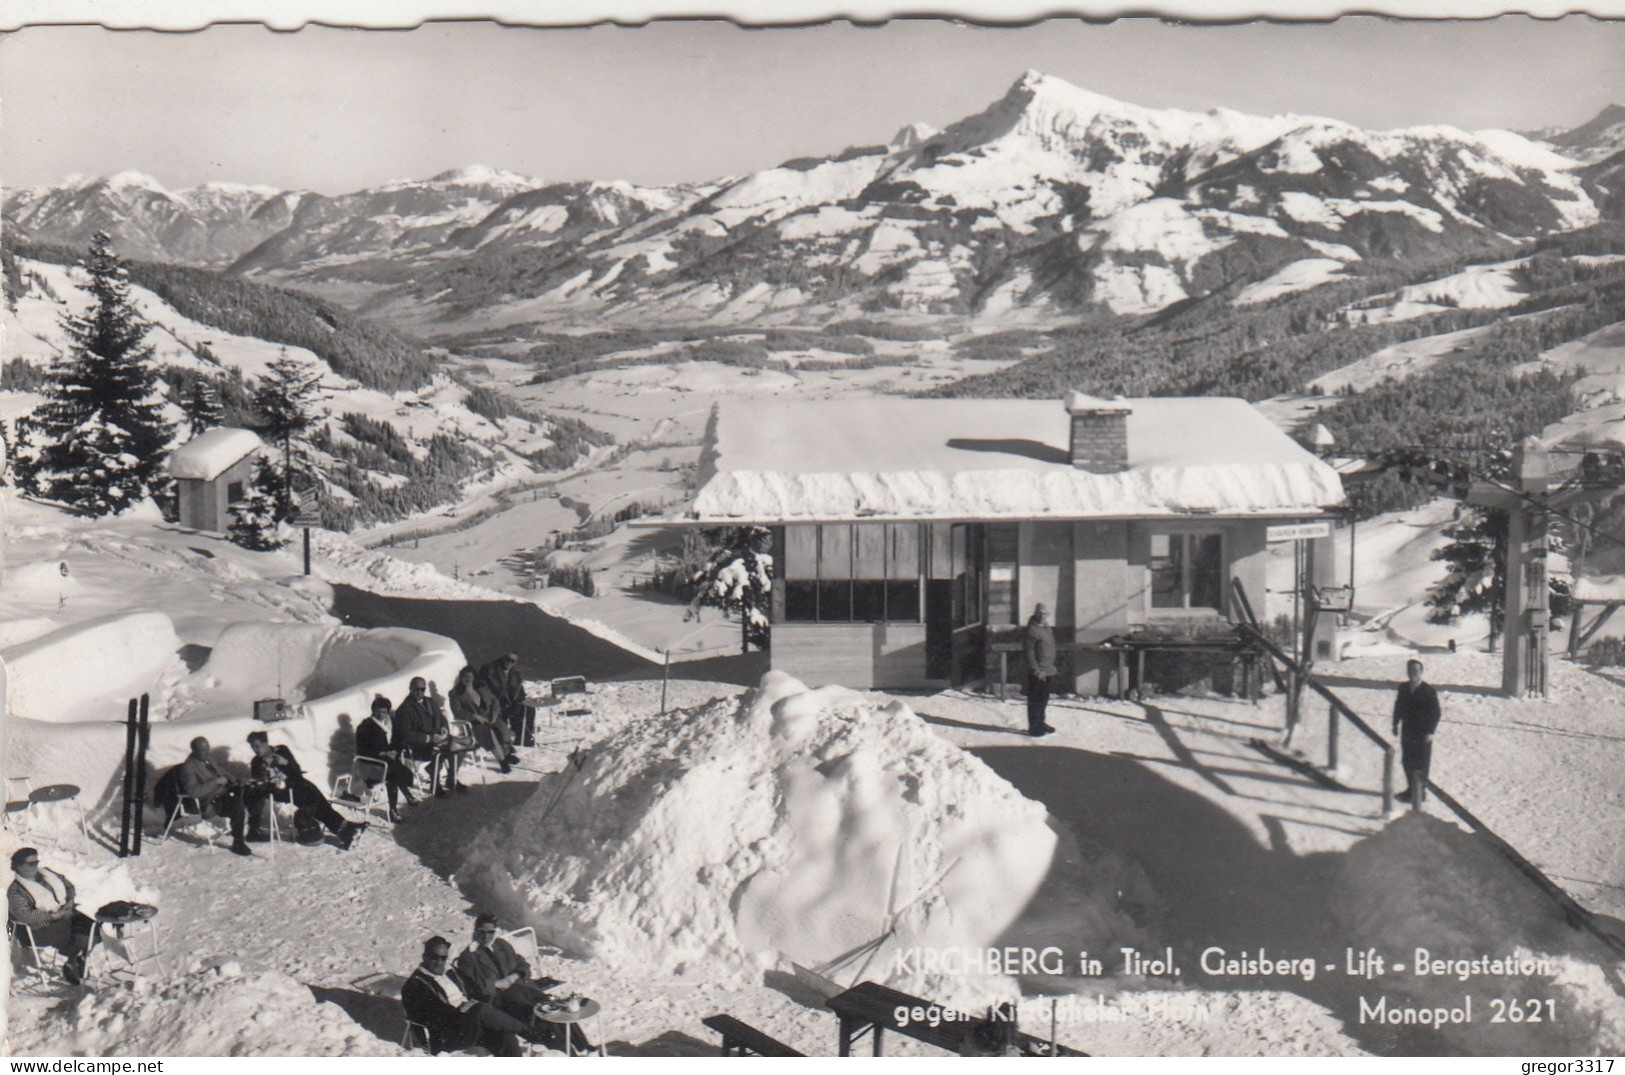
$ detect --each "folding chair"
[503,926,563,967]
[3,776,32,830]
[8,921,56,980]
[530,678,592,754]
[402,1020,431,1051]
[446,721,486,785]
[549,677,593,719]
[332,757,393,824]
[161,796,225,851]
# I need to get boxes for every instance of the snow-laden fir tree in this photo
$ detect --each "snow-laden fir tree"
[690,526,772,654]
[252,348,327,514]
[227,457,290,551]
[1427,505,1571,645]
[181,377,225,437]
[18,232,175,514]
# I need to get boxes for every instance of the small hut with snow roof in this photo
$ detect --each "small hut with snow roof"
[678,393,1347,694]
[168,427,264,532]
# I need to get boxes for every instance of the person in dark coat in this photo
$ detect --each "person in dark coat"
[354,694,417,821]
[1392,658,1442,806]
[478,653,530,746]
[246,731,364,850]
[454,913,593,1053]
[449,667,517,774]
[395,677,464,796]
[174,736,263,856]
[1022,604,1057,737]
[7,848,93,984]
[401,935,526,1056]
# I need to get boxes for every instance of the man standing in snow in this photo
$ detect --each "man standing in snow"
[246,731,365,850]
[455,913,594,1054]
[7,848,93,984]
[1392,658,1441,807]
[402,935,525,1056]
[1023,604,1058,737]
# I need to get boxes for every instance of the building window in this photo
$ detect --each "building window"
[928,522,984,628]
[783,523,921,623]
[226,480,245,503]
[1149,532,1223,611]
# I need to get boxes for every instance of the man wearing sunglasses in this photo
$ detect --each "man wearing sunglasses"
[7,847,94,984]
[455,913,595,1054]
[401,934,525,1056]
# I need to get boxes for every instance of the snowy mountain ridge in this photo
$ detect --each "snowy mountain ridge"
[7,74,1623,329]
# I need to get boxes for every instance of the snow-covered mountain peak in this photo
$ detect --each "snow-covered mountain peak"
[422,165,540,191]
[101,170,172,196]
[888,122,938,151]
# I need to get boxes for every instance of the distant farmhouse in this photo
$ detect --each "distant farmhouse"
[684,393,1346,693]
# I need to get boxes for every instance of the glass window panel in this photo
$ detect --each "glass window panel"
[1150,532,1183,608]
[852,580,886,622]
[784,525,819,579]
[785,580,819,621]
[819,524,852,580]
[1191,534,1224,610]
[885,579,921,622]
[952,524,969,577]
[928,522,954,579]
[965,526,983,624]
[818,580,852,621]
[887,524,919,580]
[854,524,887,580]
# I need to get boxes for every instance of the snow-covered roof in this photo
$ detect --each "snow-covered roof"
[168,427,263,481]
[688,397,1346,522]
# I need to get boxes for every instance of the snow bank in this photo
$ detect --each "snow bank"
[8,965,400,1057]
[1334,814,1625,1054]
[4,621,465,812]
[464,673,1057,994]
[2,612,181,723]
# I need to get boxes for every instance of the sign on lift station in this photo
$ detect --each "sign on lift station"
[1265,520,1332,542]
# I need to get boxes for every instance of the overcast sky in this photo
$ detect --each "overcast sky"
[3,17,1624,193]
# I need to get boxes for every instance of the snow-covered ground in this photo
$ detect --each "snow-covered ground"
[4,491,1623,1056]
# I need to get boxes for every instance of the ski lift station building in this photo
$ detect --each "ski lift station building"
[168,427,264,533]
[680,393,1347,693]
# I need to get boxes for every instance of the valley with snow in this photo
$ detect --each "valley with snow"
[5,50,1625,1061]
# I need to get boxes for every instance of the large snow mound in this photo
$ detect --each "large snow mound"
[1334,814,1625,1054]
[8,965,400,1057]
[2,612,181,723]
[467,672,1057,986]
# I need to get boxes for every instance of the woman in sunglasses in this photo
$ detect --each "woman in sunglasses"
[7,847,94,984]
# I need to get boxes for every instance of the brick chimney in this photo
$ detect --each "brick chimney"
[1064,391,1131,473]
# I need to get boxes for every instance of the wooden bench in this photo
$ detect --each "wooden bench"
[827,981,1085,1057]
[700,1013,804,1057]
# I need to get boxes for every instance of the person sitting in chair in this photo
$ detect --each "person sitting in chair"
[395,677,468,797]
[173,736,265,857]
[449,667,519,774]
[354,694,417,822]
[246,731,365,850]
[7,848,93,984]
[455,912,594,1054]
[401,935,526,1056]
[478,653,529,747]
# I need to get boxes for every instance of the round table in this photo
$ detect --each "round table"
[88,904,165,980]
[534,997,605,1056]
[29,783,88,844]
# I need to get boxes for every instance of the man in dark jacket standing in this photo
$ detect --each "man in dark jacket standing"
[1023,603,1057,737]
[1392,658,1442,807]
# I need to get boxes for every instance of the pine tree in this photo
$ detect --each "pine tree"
[252,348,327,514]
[182,378,225,437]
[1427,505,1572,642]
[690,526,773,654]
[19,232,175,513]
[227,457,289,551]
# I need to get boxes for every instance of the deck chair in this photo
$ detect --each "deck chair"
[446,721,487,785]
[332,757,393,824]
[502,926,562,969]
[8,921,55,980]
[530,678,592,754]
[160,795,225,851]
